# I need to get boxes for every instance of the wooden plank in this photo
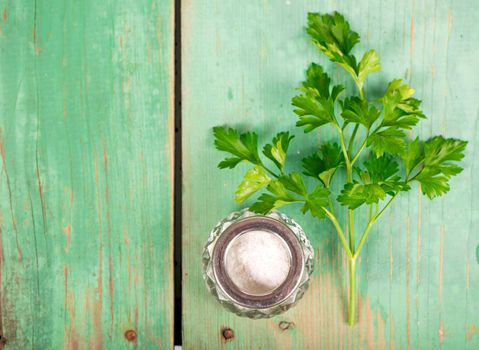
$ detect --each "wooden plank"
[181,0,479,348]
[0,0,174,348]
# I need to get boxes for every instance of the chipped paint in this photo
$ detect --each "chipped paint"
[466,324,479,340]
[438,322,445,344]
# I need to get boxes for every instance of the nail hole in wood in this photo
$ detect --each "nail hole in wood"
[124,329,137,342]
[221,327,234,341]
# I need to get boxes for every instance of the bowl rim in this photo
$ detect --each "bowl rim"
[212,214,305,309]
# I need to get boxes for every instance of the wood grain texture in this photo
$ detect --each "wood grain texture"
[0,0,174,348]
[182,0,479,348]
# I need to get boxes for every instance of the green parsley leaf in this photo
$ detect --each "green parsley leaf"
[302,142,344,186]
[363,154,399,183]
[357,50,381,86]
[300,63,345,101]
[218,157,243,169]
[267,179,291,198]
[401,137,423,178]
[249,194,278,214]
[415,167,450,198]
[364,154,407,194]
[307,12,359,54]
[381,80,426,130]
[423,136,467,174]
[301,63,331,97]
[307,12,359,79]
[278,172,308,196]
[249,179,301,214]
[341,96,380,128]
[367,127,406,157]
[339,155,407,209]
[213,126,261,167]
[263,132,294,172]
[293,64,343,133]
[338,182,387,209]
[235,166,271,203]
[413,136,467,198]
[301,185,330,218]
[292,95,335,132]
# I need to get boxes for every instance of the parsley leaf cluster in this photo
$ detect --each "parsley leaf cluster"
[212,12,467,326]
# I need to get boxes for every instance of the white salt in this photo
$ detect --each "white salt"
[224,230,291,296]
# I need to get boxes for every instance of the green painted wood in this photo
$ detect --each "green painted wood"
[182,1,479,348]
[0,0,174,348]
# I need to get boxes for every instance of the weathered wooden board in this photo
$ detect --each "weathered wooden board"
[0,0,174,348]
[182,0,479,348]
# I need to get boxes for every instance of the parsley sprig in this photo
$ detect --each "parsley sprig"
[212,12,467,326]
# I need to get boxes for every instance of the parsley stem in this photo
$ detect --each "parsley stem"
[346,79,362,326]
[348,124,359,155]
[261,164,280,178]
[346,176,355,254]
[328,194,335,216]
[359,86,365,100]
[337,126,355,254]
[351,129,369,166]
[322,208,353,259]
[336,125,352,164]
[347,257,357,325]
[348,210,355,253]
[353,217,376,259]
[375,192,400,220]
[354,192,400,258]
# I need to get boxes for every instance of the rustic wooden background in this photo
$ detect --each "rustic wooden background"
[0,0,174,348]
[182,0,479,349]
[0,0,478,348]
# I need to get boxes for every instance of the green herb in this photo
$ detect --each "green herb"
[212,12,467,325]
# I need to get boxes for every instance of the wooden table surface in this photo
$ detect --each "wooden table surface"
[0,0,174,348]
[182,0,479,349]
[0,0,478,348]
